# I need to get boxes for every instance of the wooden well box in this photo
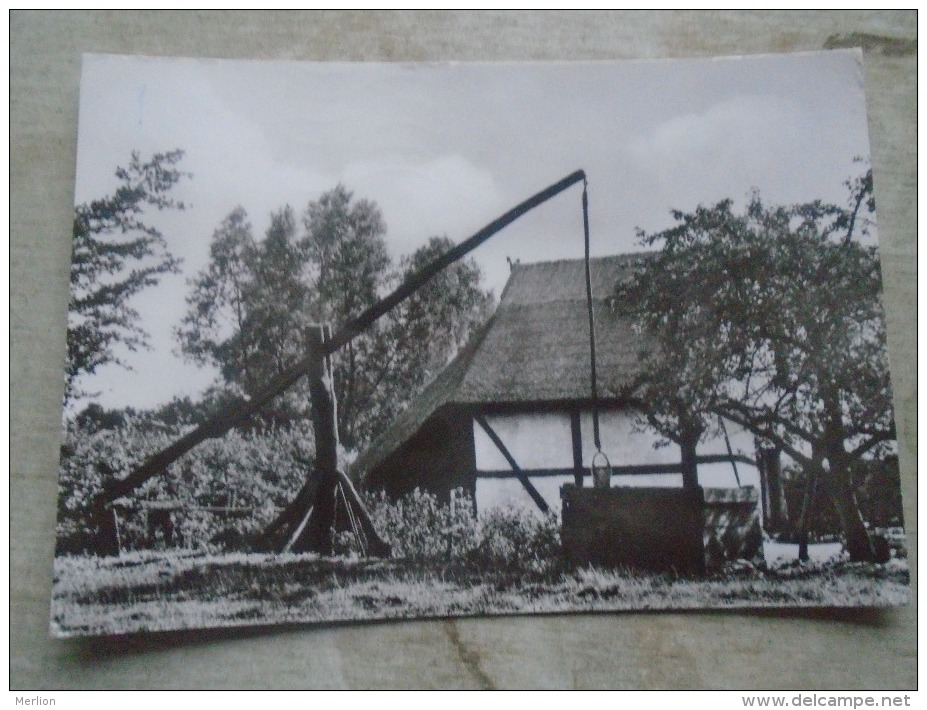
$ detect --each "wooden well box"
[560,484,762,575]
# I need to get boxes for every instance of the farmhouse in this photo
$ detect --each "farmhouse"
[353,254,764,525]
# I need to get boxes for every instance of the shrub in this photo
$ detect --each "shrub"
[335,488,563,577]
[469,505,562,576]
[56,413,315,554]
[56,415,179,554]
[351,488,479,560]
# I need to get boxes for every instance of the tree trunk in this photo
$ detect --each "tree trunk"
[679,419,701,492]
[796,464,819,562]
[820,399,876,562]
[677,415,705,574]
[819,449,875,562]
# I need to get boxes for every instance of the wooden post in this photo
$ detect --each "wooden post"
[296,324,340,555]
[260,476,319,552]
[570,410,584,488]
[335,470,391,557]
[680,428,700,492]
[311,324,339,460]
[260,324,390,557]
[112,508,123,555]
[90,499,120,556]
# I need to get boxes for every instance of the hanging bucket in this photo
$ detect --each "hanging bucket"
[591,450,612,490]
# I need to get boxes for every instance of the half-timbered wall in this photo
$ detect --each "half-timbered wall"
[473,410,762,515]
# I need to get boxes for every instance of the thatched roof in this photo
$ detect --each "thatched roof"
[352,253,648,480]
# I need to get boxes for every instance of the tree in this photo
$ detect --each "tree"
[376,236,494,409]
[301,186,391,447]
[615,168,893,561]
[177,187,494,451]
[176,206,314,419]
[299,192,494,447]
[175,207,258,392]
[341,235,495,447]
[302,185,390,324]
[243,206,314,388]
[393,235,494,377]
[66,149,187,403]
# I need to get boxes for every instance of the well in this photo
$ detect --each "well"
[560,484,762,575]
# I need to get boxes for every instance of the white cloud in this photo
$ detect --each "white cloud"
[70,54,875,410]
[628,95,811,205]
[341,154,504,258]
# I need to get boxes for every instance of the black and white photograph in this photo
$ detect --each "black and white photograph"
[51,50,908,638]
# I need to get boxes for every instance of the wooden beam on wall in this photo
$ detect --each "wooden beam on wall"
[570,410,583,487]
[476,454,755,479]
[474,414,549,513]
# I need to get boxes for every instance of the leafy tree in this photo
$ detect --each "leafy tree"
[393,236,494,377]
[175,207,258,392]
[302,185,390,324]
[301,186,391,447]
[330,235,494,448]
[243,206,314,388]
[177,187,494,451]
[372,236,494,415]
[176,206,315,420]
[66,150,187,403]
[615,168,893,561]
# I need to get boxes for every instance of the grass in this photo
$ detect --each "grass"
[50,549,911,637]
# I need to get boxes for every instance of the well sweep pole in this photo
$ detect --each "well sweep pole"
[99,170,587,506]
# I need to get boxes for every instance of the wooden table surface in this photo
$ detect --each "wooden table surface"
[10,10,917,689]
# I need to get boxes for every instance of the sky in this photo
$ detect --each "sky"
[71,50,874,411]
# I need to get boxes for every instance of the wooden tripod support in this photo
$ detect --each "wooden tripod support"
[259,325,390,557]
